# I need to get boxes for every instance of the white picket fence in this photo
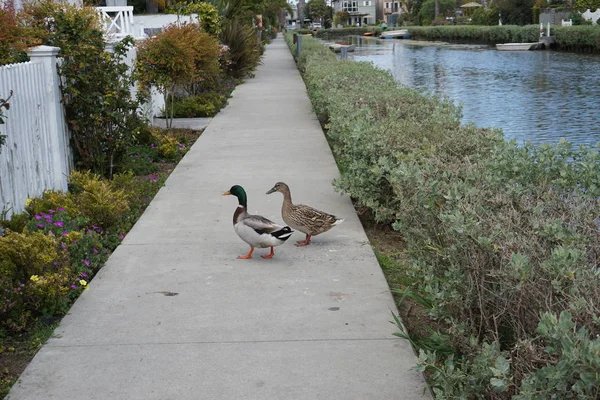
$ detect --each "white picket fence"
[0,12,190,218]
[0,46,71,218]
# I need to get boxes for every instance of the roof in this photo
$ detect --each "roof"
[460,2,483,6]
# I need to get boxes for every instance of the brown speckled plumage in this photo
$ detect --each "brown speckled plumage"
[267,182,344,239]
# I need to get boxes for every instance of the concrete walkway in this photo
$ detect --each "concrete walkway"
[8,37,429,400]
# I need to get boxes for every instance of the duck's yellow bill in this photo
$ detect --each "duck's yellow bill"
[222,191,231,196]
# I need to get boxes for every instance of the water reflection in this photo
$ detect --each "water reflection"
[339,36,600,146]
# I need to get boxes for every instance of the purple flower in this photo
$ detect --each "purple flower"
[49,209,55,214]
[81,272,88,278]
[93,248,99,254]
[62,231,69,235]
[61,243,67,250]
[161,159,166,163]
[119,233,125,240]
[54,221,64,228]
[58,207,65,213]
[34,214,42,220]
[36,223,44,228]
[83,259,90,267]
[70,284,77,289]
[91,225,99,231]
[151,144,156,149]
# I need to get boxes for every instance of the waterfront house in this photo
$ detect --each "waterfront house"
[377,0,407,25]
[333,0,377,26]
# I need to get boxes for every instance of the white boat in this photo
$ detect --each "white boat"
[380,29,411,39]
[328,43,356,53]
[496,42,544,51]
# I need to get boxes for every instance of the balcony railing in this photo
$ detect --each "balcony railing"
[96,6,135,39]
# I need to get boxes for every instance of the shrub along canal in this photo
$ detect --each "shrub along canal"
[340,36,600,146]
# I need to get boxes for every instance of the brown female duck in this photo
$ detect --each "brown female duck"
[266,182,344,246]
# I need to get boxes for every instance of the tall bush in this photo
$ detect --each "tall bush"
[180,1,222,35]
[21,0,147,178]
[218,18,261,78]
[137,22,221,127]
[287,33,600,398]
[0,7,36,65]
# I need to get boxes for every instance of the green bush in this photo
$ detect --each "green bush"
[171,91,225,118]
[24,190,76,216]
[419,0,458,23]
[471,7,500,26]
[407,24,542,44]
[137,22,221,128]
[286,33,600,398]
[554,25,600,52]
[218,18,261,78]
[69,171,130,229]
[315,27,381,40]
[406,24,600,51]
[21,0,147,178]
[0,231,59,281]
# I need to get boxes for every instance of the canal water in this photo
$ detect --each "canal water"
[340,36,600,147]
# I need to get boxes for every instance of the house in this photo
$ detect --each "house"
[333,0,377,26]
[284,3,299,27]
[378,0,406,25]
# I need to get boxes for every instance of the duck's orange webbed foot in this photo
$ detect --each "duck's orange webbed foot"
[261,247,275,259]
[237,248,254,259]
[295,235,312,247]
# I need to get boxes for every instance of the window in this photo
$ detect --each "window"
[385,2,390,8]
[363,0,372,5]
[343,0,358,12]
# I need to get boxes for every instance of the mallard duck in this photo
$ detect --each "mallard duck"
[266,182,344,246]
[223,185,294,259]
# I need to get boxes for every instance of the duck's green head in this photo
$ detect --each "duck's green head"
[222,185,247,207]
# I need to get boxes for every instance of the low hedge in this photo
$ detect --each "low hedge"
[407,24,600,51]
[287,33,600,398]
[315,27,382,40]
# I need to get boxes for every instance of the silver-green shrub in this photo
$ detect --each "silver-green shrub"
[287,33,600,398]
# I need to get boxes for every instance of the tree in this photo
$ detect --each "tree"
[418,0,455,22]
[575,0,600,11]
[307,0,329,23]
[495,0,535,25]
[263,0,292,27]
[471,6,500,25]
[404,0,425,22]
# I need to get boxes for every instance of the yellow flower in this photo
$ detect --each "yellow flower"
[79,279,87,286]
[25,198,33,206]
[30,275,40,282]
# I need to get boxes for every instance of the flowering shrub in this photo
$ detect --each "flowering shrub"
[25,190,76,216]
[0,231,59,280]
[70,174,130,230]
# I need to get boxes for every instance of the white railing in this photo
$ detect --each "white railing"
[582,8,600,25]
[0,46,71,217]
[96,6,136,39]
